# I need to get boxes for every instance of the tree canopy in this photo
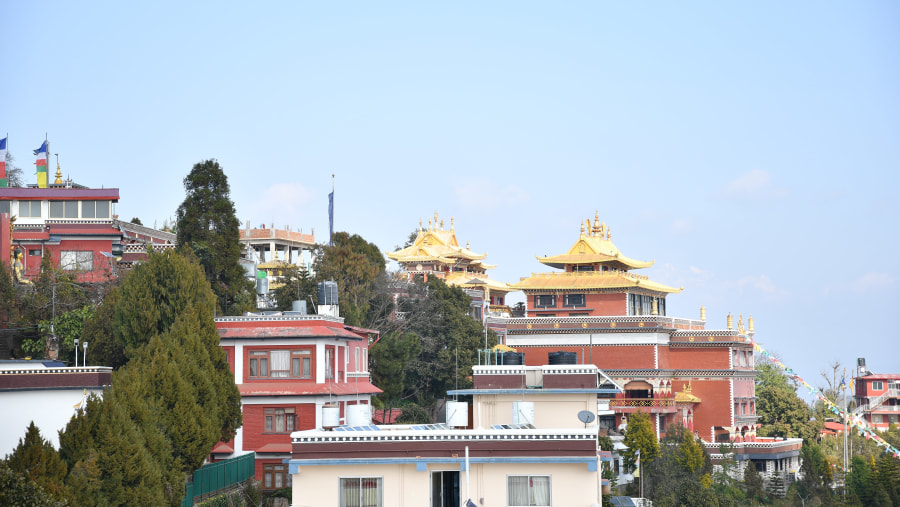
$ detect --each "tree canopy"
[312,231,385,326]
[175,159,253,315]
[755,358,821,441]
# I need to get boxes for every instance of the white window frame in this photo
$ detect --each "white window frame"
[60,250,93,271]
[339,476,383,507]
[507,474,551,507]
[18,200,41,218]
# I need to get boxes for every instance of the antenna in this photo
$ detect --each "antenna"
[577,410,596,428]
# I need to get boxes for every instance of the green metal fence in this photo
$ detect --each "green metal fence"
[182,452,256,507]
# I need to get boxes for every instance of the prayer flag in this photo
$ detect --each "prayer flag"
[328,190,334,246]
[34,140,48,188]
[0,137,7,188]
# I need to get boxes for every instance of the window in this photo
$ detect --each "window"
[507,475,551,506]
[326,347,334,379]
[49,200,78,218]
[563,294,585,307]
[0,201,9,215]
[250,349,311,378]
[28,249,41,257]
[534,295,556,308]
[263,463,290,490]
[629,294,665,316]
[340,477,383,507]
[81,200,110,219]
[264,407,296,433]
[18,201,41,217]
[355,347,361,371]
[292,350,312,378]
[572,265,594,272]
[60,251,93,271]
[872,381,884,391]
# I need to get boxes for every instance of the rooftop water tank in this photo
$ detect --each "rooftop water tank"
[318,281,338,305]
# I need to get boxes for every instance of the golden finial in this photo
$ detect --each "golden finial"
[440,219,444,230]
[428,219,433,231]
[451,217,455,232]
[466,241,470,250]
[738,314,745,334]
[434,212,439,227]
[580,221,586,235]
[607,224,611,240]
[727,312,733,330]
[748,315,754,333]
[651,298,659,315]
[419,218,423,231]
[54,162,63,184]
[592,211,601,235]
[700,305,706,321]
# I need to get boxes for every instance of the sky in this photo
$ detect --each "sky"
[4,2,899,395]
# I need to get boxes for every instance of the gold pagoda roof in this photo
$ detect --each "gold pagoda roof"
[510,270,681,293]
[445,272,512,294]
[258,260,295,270]
[537,213,653,271]
[386,213,488,265]
[674,383,701,403]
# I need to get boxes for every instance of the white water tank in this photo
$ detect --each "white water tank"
[346,404,371,427]
[322,404,340,429]
[512,401,534,425]
[446,401,469,428]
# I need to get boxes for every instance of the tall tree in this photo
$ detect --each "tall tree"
[175,159,253,315]
[622,411,659,470]
[312,231,385,326]
[273,264,316,312]
[755,358,821,440]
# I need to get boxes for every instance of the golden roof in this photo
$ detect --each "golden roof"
[445,272,512,294]
[258,260,296,270]
[386,213,488,264]
[674,383,701,403]
[510,270,681,294]
[537,213,653,271]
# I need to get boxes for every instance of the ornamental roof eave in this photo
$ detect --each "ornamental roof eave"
[536,253,654,271]
[445,273,512,293]
[509,272,681,294]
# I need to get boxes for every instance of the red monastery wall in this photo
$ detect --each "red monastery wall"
[661,346,731,370]
[520,345,656,370]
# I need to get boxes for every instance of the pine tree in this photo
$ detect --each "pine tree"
[622,411,659,469]
[175,159,253,315]
[6,421,68,501]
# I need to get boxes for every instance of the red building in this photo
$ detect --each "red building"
[213,312,381,490]
[853,359,900,431]
[486,213,802,483]
[0,178,121,283]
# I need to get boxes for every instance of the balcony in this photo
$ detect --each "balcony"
[608,398,676,414]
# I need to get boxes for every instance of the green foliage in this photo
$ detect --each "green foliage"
[175,159,254,315]
[396,403,432,424]
[273,264,316,311]
[0,460,65,507]
[645,424,731,507]
[81,288,127,369]
[795,442,835,504]
[57,250,242,506]
[370,331,421,406]
[313,231,385,326]
[622,411,659,469]
[6,421,68,501]
[741,461,765,503]
[35,305,94,365]
[755,358,820,440]
[598,435,613,452]
[113,249,216,354]
[390,278,495,406]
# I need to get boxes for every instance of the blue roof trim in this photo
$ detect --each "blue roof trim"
[286,455,605,475]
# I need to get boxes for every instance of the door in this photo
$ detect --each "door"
[431,470,460,507]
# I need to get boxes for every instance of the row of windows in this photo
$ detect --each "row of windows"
[533,294,586,308]
[0,200,111,219]
[336,475,551,507]
[628,294,666,316]
[250,350,312,378]
[247,346,367,380]
[60,251,94,271]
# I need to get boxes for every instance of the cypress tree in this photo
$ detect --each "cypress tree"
[175,159,253,315]
[6,421,68,500]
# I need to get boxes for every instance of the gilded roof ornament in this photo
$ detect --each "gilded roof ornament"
[592,211,600,235]
[54,162,63,184]
[440,219,444,230]
[748,315,755,334]
[451,217,455,232]
[738,314,745,334]
[700,305,706,321]
[727,312,733,330]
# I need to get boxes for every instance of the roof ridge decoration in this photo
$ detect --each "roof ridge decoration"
[386,213,488,263]
[536,212,653,271]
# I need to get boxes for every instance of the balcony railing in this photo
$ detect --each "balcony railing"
[608,398,676,413]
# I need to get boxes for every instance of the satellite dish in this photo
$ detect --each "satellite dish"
[577,410,596,427]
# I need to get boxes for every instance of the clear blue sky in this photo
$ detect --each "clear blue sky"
[5,2,899,394]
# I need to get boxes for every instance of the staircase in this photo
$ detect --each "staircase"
[854,386,900,415]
